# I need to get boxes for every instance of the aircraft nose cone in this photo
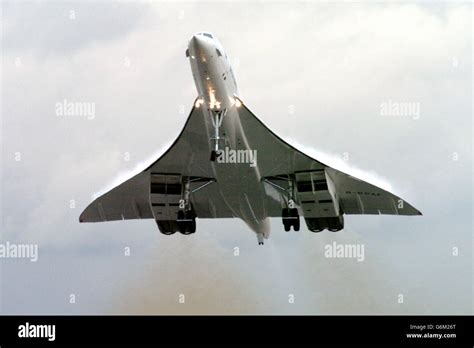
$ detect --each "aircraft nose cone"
[189,35,212,63]
[190,34,206,49]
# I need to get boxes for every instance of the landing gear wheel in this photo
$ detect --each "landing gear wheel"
[289,208,299,231]
[210,150,221,162]
[177,210,196,235]
[282,208,291,232]
[293,218,300,232]
[282,208,300,231]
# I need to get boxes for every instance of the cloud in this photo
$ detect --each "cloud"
[92,141,173,200]
[2,2,153,56]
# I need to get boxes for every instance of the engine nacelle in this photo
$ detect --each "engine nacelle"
[156,220,180,235]
[295,169,341,219]
[305,215,344,232]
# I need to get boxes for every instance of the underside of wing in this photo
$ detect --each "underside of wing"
[326,167,421,216]
[79,170,154,223]
[235,98,421,232]
[79,99,235,227]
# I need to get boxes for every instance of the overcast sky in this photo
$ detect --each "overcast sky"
[1,1,472,314]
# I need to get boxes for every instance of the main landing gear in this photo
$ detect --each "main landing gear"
[282,206,300,232]
[282,182,300,232]
[177,209,196,234]
[262,177,302,232]
[155,176,214,236]
[176,178,196,234]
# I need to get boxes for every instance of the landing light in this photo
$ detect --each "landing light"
[195,99,204,108]
[235,99,242,108]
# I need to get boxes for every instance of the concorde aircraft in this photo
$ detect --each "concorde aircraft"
[80,32,421,245]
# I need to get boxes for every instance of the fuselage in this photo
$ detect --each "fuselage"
[187,32,270,240]
[187,32,239,109]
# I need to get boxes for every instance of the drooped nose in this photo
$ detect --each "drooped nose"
[189,35,213,63]
[189,34,207,51]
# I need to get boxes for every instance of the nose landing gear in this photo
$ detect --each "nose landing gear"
[209,108,226,162]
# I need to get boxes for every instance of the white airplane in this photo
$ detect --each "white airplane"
[80,32,421,245]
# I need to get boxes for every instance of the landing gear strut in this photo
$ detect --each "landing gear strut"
[177,179,196,234]
[209,109,226,161]
[282,183,300,232]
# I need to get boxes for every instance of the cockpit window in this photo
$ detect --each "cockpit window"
[196,32,213,39]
